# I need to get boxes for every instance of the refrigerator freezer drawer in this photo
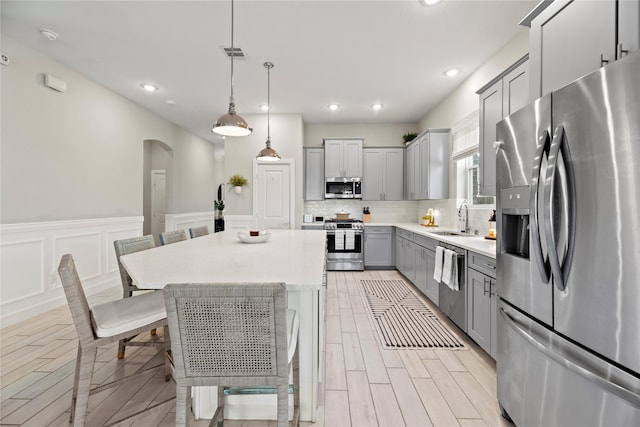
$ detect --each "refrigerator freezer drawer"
[497,301,640,427]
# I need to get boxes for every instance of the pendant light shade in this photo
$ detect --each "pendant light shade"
[212,0,251,137]
[256,62,281,162]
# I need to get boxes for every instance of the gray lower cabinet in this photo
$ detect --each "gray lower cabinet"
[394,229,439,305]
[364,226,394,268]
[304,148,324,201]
[466,252,497,358]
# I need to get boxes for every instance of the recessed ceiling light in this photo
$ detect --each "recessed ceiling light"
[328,104,340,111]
[141,83,158,92]
[444,68,460,77]
[166,100,177,105]
[420,0,443,6]
[260,104,270,111]
[371,103,383,110]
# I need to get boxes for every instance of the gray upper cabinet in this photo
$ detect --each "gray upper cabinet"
[304,148,324,201]
[405,129,450,200]
[363,148,404,201]
[528,0,639,98]
[478,56,529,196]
[323,138,363,178]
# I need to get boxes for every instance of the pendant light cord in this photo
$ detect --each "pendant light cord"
[230,0,235,103]
[267,63,271,139]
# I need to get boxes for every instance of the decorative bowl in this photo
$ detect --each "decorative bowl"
[237,230,271,244]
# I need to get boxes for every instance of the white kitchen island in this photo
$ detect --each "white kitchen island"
[119,229,327,422]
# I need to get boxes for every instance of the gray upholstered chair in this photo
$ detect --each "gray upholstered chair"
[189,225,209,238]
[159,229,187,245]
[163,282,300,427]
[58,254,171,426]
[113,235,166,359]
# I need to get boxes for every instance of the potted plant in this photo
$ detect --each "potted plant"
[403,132,418,143]
[228,174,249,194]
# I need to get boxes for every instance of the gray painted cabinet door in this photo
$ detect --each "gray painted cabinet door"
[304,148,324,201]
[479,79,503,196]
[324,140,343,177]
[467,267,492,354]
[382,149,404,201]
[530,0,616,98]
[364,228,393,267]
[424,248,439,306]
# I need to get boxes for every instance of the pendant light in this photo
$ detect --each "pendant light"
[212,0,251,137]
[256,62,281,161]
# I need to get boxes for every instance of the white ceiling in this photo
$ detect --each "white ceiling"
[1,0,536,144]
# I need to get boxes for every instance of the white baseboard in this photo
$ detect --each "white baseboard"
[0,217,143,328]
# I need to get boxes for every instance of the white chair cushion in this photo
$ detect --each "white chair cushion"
[91,290,166,337]
[286,309,299,364]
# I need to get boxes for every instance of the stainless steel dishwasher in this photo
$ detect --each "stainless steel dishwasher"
[436,242,466,333]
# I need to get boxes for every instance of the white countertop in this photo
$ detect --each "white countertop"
[120,229,327,290]
[365,222,496,259]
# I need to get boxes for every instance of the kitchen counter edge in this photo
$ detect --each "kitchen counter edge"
[364,222,496,259]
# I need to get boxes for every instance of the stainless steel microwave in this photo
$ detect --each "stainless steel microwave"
[325,177,362,199]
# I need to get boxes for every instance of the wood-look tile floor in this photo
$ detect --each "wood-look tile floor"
[0,270,511,426]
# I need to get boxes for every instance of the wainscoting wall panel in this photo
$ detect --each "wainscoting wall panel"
[164,211,215,234]
[0,217,143,327]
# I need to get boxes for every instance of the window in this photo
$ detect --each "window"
[451,110,494,207]
[456,152,494,206]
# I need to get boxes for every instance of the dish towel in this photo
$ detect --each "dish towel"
[442,249,460,291]
[334,230,345,250]
[433,246,445,283]
[345,230,355,250]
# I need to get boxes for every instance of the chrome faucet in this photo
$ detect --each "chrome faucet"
[458,200,470,233]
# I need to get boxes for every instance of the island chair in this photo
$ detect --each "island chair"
[159,229,187,245]
[114,235,166,359]
[189,225,209,238]
[163,282,300,427]
[58,254,171,426]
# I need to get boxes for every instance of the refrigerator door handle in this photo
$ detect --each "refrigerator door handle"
[530,130,551,284]
[544,126,577,291]
[500,307,640,408]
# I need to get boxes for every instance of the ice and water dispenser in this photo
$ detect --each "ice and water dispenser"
[500,186,530,259]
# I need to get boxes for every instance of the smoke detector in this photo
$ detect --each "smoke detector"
[39,28,58,41]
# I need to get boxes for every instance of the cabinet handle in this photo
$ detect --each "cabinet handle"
[490,279,496,297]
[600,53,610,67]
[483,278,489,296]
[482,262,496,270]
[618,43,629,59]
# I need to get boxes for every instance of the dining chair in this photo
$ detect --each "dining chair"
[58,254,171,426]
[159,229,187,245]
[114,235,166,359]
[164,282,300,427]
[189,225,209,238]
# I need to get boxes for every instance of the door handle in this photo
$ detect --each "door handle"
[543,126,576,291]
[500,307,640,408]
[530,130,551,284]
[617,43,629,59]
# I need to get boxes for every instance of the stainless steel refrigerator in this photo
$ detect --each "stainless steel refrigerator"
[496,51,640,426]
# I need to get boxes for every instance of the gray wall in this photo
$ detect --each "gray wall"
[1,36,222,224]
[223,113,304,227]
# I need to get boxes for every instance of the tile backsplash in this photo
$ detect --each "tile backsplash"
[304,199,495,237]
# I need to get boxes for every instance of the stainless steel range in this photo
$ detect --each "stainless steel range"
[324,219,364,271]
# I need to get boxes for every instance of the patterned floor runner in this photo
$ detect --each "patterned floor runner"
[360,279,464,349]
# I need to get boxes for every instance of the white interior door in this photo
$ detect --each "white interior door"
[253,160,294,230]
[151,170,166,239]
